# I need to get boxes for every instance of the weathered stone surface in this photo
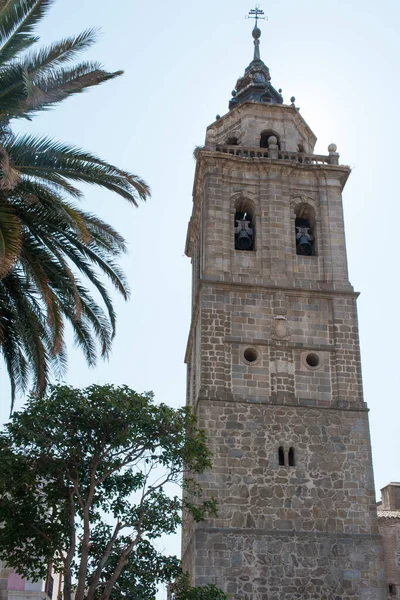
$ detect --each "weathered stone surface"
[193,529,384,600]
[182,98,386,599]
[377,484,400,597]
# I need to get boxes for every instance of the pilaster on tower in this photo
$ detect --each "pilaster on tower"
[183,8,386,600]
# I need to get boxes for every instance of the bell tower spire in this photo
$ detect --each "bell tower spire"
[252,24,261,61]
[246,4,266,60]
[247,3,265,28]
[229,4,283,109]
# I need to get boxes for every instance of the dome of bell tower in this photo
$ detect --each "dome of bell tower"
[229,8,283,109]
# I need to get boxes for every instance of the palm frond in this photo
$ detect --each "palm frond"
[15,179,92,241]
[6,134,150,204]
[61,295,97,366]
[0,0,53,66]
[23,61,123,114]
[0,62,27,119]
[23,28,98,73]
[0,0,149,411]
[0,269,54,411]
[62,231,129,300]
[76,285,113,357]
[82,213,127,253]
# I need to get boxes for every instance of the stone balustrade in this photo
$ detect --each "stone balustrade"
[214,144,339,165]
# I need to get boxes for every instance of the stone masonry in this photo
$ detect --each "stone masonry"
[377,484,400,598]
[182,86,387,598]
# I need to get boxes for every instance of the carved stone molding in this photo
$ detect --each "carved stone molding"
[231,189,258,213]
[290,194,319,210]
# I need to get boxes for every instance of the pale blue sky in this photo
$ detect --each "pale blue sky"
[1,0,399,596]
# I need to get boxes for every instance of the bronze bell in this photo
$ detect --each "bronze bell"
[296,236,313,255]
[296,227,314,256]
[235,219,253,250]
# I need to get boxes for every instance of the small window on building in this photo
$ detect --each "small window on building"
[389,584,397,596]
[260,130,280,149]
[243,347,259,364]
[227,136,238,146]
[294,204,316,256]
[288,447,295,467]
[234,200,255,251]
[278,446,285,466]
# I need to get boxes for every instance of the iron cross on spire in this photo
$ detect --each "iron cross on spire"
[246,4,267,28]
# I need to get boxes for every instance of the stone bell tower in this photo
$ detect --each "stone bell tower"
[182,8,386,600]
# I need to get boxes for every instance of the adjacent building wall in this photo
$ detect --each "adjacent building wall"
[0,562,61,600]
[378,484,400,599]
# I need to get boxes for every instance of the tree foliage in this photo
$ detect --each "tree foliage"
[0,1,150,410]
[172,574,228,600]
[0,384,222,600]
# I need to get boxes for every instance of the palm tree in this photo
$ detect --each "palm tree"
[0,0,150,411]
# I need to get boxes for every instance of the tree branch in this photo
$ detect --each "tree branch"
[62,488,76,600]
[74,465,96,600]
[86,521,123,600]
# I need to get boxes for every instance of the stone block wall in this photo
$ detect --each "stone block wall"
[377,484,400,598]
[192,528,385,600]
[205,103,317,154]
[193,154,350,291]
[182,399,386,599]
[186,284,364,410]
[183,100,385,599]
[378,515,400,597]
[194,402,378,534]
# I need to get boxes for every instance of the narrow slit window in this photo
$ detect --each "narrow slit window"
[389,584,397,596]
[278,446,285,466]
[288,447,295,467]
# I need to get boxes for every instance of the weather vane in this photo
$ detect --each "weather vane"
[246,4,267,28]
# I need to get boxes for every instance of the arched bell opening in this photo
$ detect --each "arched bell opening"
[260,130,280,149]
[234,199,255,251]
[294,203,316,257]
[226,136,239,146]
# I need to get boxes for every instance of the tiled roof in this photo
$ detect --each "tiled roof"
[377,509,400,519]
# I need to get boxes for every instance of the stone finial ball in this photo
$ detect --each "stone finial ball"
[252,27,261,40]
[328,143,337,153]
[268,136,278,146]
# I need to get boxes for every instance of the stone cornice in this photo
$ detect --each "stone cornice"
[194,526,379,538]
[194,395,369,414]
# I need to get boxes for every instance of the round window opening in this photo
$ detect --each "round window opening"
[305,353,320,368]
[244,347,259,364]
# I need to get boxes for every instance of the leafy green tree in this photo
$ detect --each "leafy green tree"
[0,384,221,600]
[171,573,228,600]
[0,0,150,409]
